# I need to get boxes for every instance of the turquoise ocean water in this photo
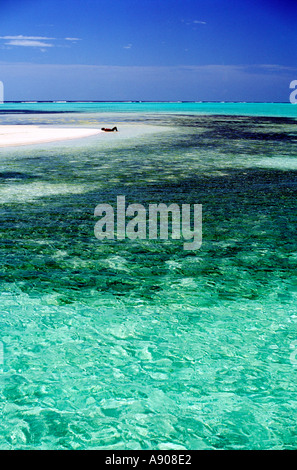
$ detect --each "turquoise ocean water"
[0,102,297,449]
[1,101,297,117]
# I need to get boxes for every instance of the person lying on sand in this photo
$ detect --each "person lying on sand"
[101,127,118,132]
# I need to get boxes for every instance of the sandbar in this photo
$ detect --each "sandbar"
[0,125,103,147]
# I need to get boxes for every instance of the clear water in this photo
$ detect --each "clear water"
[1,100,297,117]
[0,104,297,449]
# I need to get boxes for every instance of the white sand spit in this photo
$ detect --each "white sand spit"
[0,125,102,147]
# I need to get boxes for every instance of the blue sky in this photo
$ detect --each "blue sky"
[0,0,296,101]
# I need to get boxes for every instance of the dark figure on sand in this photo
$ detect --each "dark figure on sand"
[101,127,118,132]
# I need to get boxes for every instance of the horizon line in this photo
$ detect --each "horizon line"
[0,100,292,104]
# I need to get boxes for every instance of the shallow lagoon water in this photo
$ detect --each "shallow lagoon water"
[0,105,297,449]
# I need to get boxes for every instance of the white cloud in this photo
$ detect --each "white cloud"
[123,44,132,49]
[0,35,55,40]
[5,40,54,47]
[181,19,207,26]
[0,35,81,49]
